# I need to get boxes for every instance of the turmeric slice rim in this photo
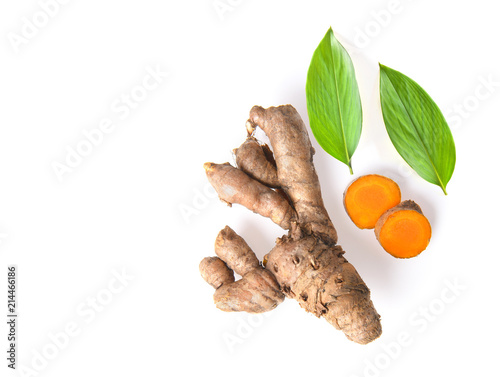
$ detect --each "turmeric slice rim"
[344,174,401,229]
[375,204,432,259]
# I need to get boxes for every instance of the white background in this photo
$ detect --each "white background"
[1,1,499,376]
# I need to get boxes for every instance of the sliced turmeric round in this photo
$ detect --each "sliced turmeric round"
[343,174,401,229]
[375,200,432,259]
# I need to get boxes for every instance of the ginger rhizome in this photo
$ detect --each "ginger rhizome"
[199,105,382,345]
[344,174,401,229]
[375,200,432,258]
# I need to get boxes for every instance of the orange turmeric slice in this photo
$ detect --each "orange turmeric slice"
[344,174,401,229]
[375,200,432,258]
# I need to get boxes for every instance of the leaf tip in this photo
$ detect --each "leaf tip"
[325,27,335,42]
[379,63,390,73]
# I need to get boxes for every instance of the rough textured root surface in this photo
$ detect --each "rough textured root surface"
[375,200,432,259]
[204,162,297,230]
[234,138,280,188]
[343,174,402,229]
[266,235,382,344]
[248,105,337,244]
[201,227,285,313]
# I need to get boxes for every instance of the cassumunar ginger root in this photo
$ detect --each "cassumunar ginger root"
[199,105,382,345]
[344,174,401,229]
[375,200,432,259]
[343,174,432,259]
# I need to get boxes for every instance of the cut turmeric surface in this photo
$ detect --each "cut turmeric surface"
[344,174,401,229]
[375,200,432,258]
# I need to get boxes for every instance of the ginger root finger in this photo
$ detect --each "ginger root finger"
[344,174,401,229]
[234,138,280,188]
[202,227,284,313]
[214,269,284,313]
[215,226,260,277]
[199,256,235,289]
[375,200,432,258]
[204,162,297,230]
[248,105,337,244]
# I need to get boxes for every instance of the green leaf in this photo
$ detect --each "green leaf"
[379,64,456,194]
[306,28,362,174]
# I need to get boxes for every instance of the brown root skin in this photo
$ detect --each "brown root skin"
[214,268,284,313]
[204,162,297,230]
[248,105,337,245]
[215,226,260,277]
[375,200,432,259]
[266,235,381,344]
[344,174,401,229]
[199,257,235,289]
[234,138,280,188]
[200,105,382,344]
[202,227,284,313]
